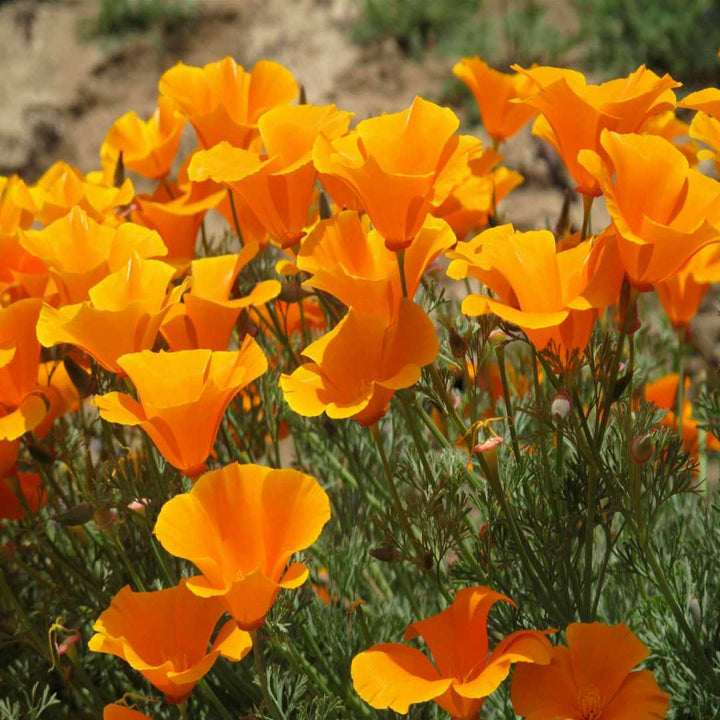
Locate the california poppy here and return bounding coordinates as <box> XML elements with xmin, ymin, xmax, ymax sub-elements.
<box><xmin>252</xmin><ymin>296</ymin><xmax>327</xmax><ymax>344</ymax></box>
<box><xmin>453</xmin><ymin>57</ymin><xmax>538</xmax><ymax>143</ymax></box>
<box><xmin>640</xmin><ymin>111</ymin><xmax>699</xmax><ymax>167</ymax></box>
<box><xmin>313</xmin><ymin>96</ymin><xmax>483</xmax><ymax>250</ymax></box>
<box><xmin>159</xmin><ymin>57</ymin><xmax>298</xmax><ymax>150</ymax></box>
<box><xmin>352</xmin><ymin>586</ymin><xmax>552</xmax><ymax>718</ymax></box>
<box><xmin>513</xmin><ymin>65</ymin><xmax>680</xmax><ymax>195</ymax></box>
<box><xmin>104</xmin><ymin>705</ymin><xmax>153</xmax><ymax>720</ymax></box>
<box><xmin>447</xmin><ymin>224</ymin><xmax>623</xmax><ymax>359</ymax></box>
<box><xmin>89</xmin><ymin>580</ymin><xmax>252</xmax><ymax>704</ymax></box>
<box><xmin>189</xmin><ymin>104</ymin><xmax>353</xmax><ymax>248</ymax></box>
<box><xmin>154</xmin><ymin>462</ymin><xmax>331</xmax><ymax>629</ymax></box>
<box><xmin>511</xmin><ymin>622</ymin><xmax>669</xmax><ymax>719</ymax></box>
<box><xmin>103</xmin><ymin>97</ymin><xmax>186</xmax><ymax>179</ymax></box>
<box><xmin>0</xmin><ymin>472</ymin><xmax>46</xmax><ymax>520</ymax></box>
<box><xmin>37</xmin><ymin>255</ymin><xmax>187</xmax><ymax>373</ymax></box>
<box><xmin>297</xmin><ymin>212</ymin><xmax>454</xmax><ymax>318</ymax></box>
<box><xmin>280</xmin><ymin>299</ymin><xmax>439</xmax><ymax>425</ymax></box>
<box><xmin>0</xmin><ymin>298</ymin><xmax>43</xmax><ymax>408</ymax></box>
<box><xmin>93</xmin><ymin>341</ymin><xmax>267</xmax><ymax>476</ymax></box>
<box><xmin>21</xmin><ymin>207</ymin><xmax>168</xmax><ymax>305</ymax></box>
<box><xmin>579</xmin><ymin>130</ymin><xmax>720</xmax><ymax>287</ymax></box>
<box><xmin>34</xmin><ymin>360</ymin><xmax>81</xmax><ymax>438</ymax></box>
<box><xmin>161</xmin><ymin>244</ymin><xmax>280</xmax><ymax>351</ymax></box>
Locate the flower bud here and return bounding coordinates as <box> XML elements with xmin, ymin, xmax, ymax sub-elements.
<box><xmin>279</xmin><ymin>281</ymin><xmax>308</xmax><ymax>303</ymax></box>
<box><xmin>630</xmin><ymin>433</ymin><xmax>654</xmax><ymax>465</ymax></box>
<box><xmin>689</xmin><ymin>596</ymin><xmax>702</xmax><ymax>627</ymax></box>
<box><xmin>474</xmin><ymin>436</ymin><xmax>504</xmax><ymax>484</ymax></box>
<box><xmin>489</xmin><ymin>329</ymin><xmax>510</xmax><ymax>351</ymax></box>
<box><xmin>52</xmin><ymin>502</ymin><xmax>95</xmax><ymax>526</ymax></box>
<box><xmin>369</xmin><ymin>545</ymin><xmax>399</xmax><ymax>563</ymax></box>
<box><xmin>448</xmin><ymin>328</ymin><xmax>468</xmax><ymax>359</ymax></box>
<box><xmin>94</xmin><ymin>507</ymin><xmax>118</xmax><ymax>530</ymax></box>
<box><xmin>550</xmin><ymin>390</ymin><xmax>572</xmax><ymax>421</ymax></box>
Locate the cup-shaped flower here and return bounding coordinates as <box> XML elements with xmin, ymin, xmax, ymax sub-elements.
<box><xmin>189</xmin><ymin>104</ymin><xmax>353</xmax><ymax>248</ymax></box>
<box><xmin>159</xmin><ymin>57</ymin><xmax>298</xmax><ymax>149</ymax></box>
<box><xmin>680</xmin><ymin>89</ymin><xmax>720</xmax><ymax>176</ymax></box>
<box><xmin>21</xmin><ymin>207</ymin><xmax>167</xmax><ymax>305</ymax></box>
<box><xmin>36</xmin><ymin>255</ymin><xmax>187</xmax><ymax>373</ymax></box>
<box><xmin>161</xmin><ymin>243</ymin><xmax>280</xmax><ymax>350</ymax></box>
<box><xmin>89</xmin><ymin>580</ymin><xmax>252</xmax><ymax>704</ymax></box>
<box><xmin>579</xmin><ymin>130</ymin><xmax>720</xmax><ymax>287</ymax></box>
<box><xmin>0</xmin><ymin>298</ymin><xmax>42</xmax><ymax>408</ymax></box>
<box><xmin>280</xmin><ymin>299</ymin><xmax>439</xmax><ymax>426</ymax></box>
<box><xmin>297</xmin><ymin>212</ymin><xmax>454</xmax><ymax>319</ymax></box>
<box><xmin>453</xmin><ymin>57</ymin><xmax>538</xmax><ymax>142</ymax></box>
<box><xmin>511</xmin><ymin>622</ymin><xmax>669</xmax><ymax>720</ymax></box>
<box><xmin>640</xmin><ymin>111</ymin><xmax>699</xmax><ymax>167</ymax></box>
<box><xmin>154</xmin><ymin>462</ymin><xmax>331</xmax><ymax>629</ymax></box>
<box><xmin>513</xmin><ymin>65</ymin><xmax>680</xmax><ymax>195</ymax></box>
<box><xmin>352</xmin><ymin>586</ymin><xmax>552</xmax><ymax>718</ymax></box>
<box><xmin>104</xmin><ymin>705</ymin><xmax>153</xmax><ymax>720</ymax></box>
<box><xmin>92</xmin><ymin>342</ymin><xmax>267</xmax><ymax>477</ymax></box>
<box><xmin>447</xmin><ymin>224</ymin><xmax>623</xmax><ymax>359</ymax></box>
<box><xmin>313</xmin><ymin>96</ymin><xmax>482</xmax><ymax>250</ymax></box>
<box><xmin>102</xmin><ymin>97</ymin><xmax>186</xmax><ymax>179</ymax></box>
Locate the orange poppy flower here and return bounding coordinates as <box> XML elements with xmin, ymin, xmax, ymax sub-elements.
<box><xmin>154</xmin><ymin>462</ymin><xmax>331</xmax><ymax>629</ymax></box>
<box><xmin>92</xmin><ymin>341</ymin><xmax>267</xmax><ymax>477</ymax></box>
<box><xmin>313</xmin><ymin>96</ymin><xmax>483</xmax><ymax>251</ymax></box>
<box><xmin>11</xmin><ymin>161</ymin><xmax>134</xmax><ymax>226</ymax></box>
<box><xmin>280</xmin><ymin>299</ymin><xmax>439</xmax><ymax>426</ymax></box>
<box><xmin>0</xmin><ymin>439</ymin><xmax>19</xmax><ymax>477</ymax></box>
<box><xmin>579</xmin><ymin>130</ymin><xmax>720</xmax><ymax>287</ymax></box>
<box><xmin>640</xmin><ymin>111</ymin><xmax>699</xmax><ymax>167</ymax></box>
<box><xmin>104</xmin><ymin>705</ymin><xmax>153</xmax><ymax>720</ymax></box>
<box><xmin>513</xmin><ymin>65</ymin><xmax>680</xmax><ymax>195</ymax></box>
<box><xmin>34</xmin><ymin>360</ymin><xmax>81</xmax><ymax>438</ymax></box>
<box><xmin>447</xmin><ymin>225</ymin><xmax>623</xmax><ymax>358</ymax></box>
<box><xmin>453</xmin><ymin>57</ymin><xmax>538</xmax><ymax>143</ymax></box>
<box><xmin>645</xmin><ymin>373</ymin><xmax>720</xmax><ymax>459</ymax></box>
<box><xmin>102</xmin><ymin>97</ymin><xmax>186</xmax><ymax>180</ymax></box>
<box><xmin>0</xmin><ymin>472</ymin><xmax>46</xmax><ymax>520</ymax></box>
<box><xmin>161</xmin><ymin>244</ymin><xmax>280</xmax><ymax>351</ymax></box>
<box><xmin>0</xmin><ymin>298</ymin><xmax>42</xmax><ymax>408</ymax></box>
<box><xmin>89</xmin><ymin>580</ymin><xmax>252</xmax><ymax>704</ymax></box>
<box><xmin>189</xmin><ymin>104</ymin><xmax>353</xmax><ymax>248</ymax></box>
<box><xmin>297</xmin><ymin>212</ymin><xmax>455</xmax><ymax>319</ymax></box>
<box><xmin>656</xmin><ymin>244</ymin><xmax>720</xmax><ymax>328</ymax></box>
<box><xmin>680</xmin><ymin>87</ymin><xmax>720</xmax><ymax>176</ymax></box>
<box><xmin>352</xmin><ymin>586</ymin><xmax>552</xmax><ymax>718</ymax></box>
<box><xmin>21</xmin><ymin>207</ymin><xmax>168</xmax><ymax>305</ymax></box>
<box><xmin>37</xmin><ymin>255</ymin><xmax>187</xmax><ymax>373</ymax></box>
<box><xmin>511</xmin><ymin>622</ymin><xmax>669</xmax><ymax>720</ymax></box>
<box><xmin>159</xmin><ymin>57</ymin><xmax>298</xmax><ymax>150</ymax></box>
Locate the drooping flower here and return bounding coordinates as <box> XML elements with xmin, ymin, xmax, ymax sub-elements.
<box><xmin>513</xmin><ymin>65</ymin><xmax>680</xmax><ymax>195</ymax></box>
<box><xmin>352</xmin><ymin>586</ymin><xmax>552</xmax><ymax>718</ymax></box>
<box><xmin>280</xmin><ymin>299</ymin><xmax>439</xmax><ymax>426</ymax></box>
<box><xmin>93</xmin><ymin>342</ymin><xmax>267</xmax><ymax>476</ymax></box>
<box><xmin>89</xmin><ymin>581</ymin><xmax>252</xmax><ymax>704</ymax></box>
<box><xmin>154</xmin><ymin>462</ymin><xmax>331</xmax><ymax>629</ymax></box>
<box><xmin>102</xmin><ymin>97</ymin><xmax>186</xmax><ymax>180</ymax></box>
<box><xmin>21</xmin><ymin>207</ymin><xmax>168</xmax><ymax>305</ymax></box>
<box><xmin>313</xmin><ymin>96</ymin><xmax>483</xmax><ymax>250</ymax></box>
<box><xmin>579</xmin><ymin>130</ymin><xmax>720</xmax><ymax>287</ymax></box>
<box><xmin>189</xmin><ymin>104</ymin><xmax>353</xmax><ymax>248</ymax></box>
<box><xmin>297</xmin><ymin>212</ymin><xmax>455</xmax><ymax>318</ymax></box>
<box><xmin>37</xmin><ymin>255</ymin><xmax>188</xmax><ymax>373</ymax></box>
<box><xmin>447</xmin><ymin>225</ymin><xmax>623</xmax><ymax>359</ymax></box>
<box><xmin>161</xmin><ymin>244</ymin><xmax>280</xmax><ymax>351</ymax></box>
<box><xmin>511</xmin><ymin>622</ymin><xmax>669</xmax><ymax>720</ymax></box>
<box><xmin>159</xmin><ymin>57</ymin><xmax>298</xmax><ymax>149</ymax></box>
<box><xmin>453</xmin><ymin>57</ymin><xmax>538</xmax><ymax>143</ymax></box>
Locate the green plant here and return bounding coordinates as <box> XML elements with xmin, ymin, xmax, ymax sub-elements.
<box><xmin>94</xmin><ymin>0</ymin><xmax>198</xmax><ymax>38</ymax></box>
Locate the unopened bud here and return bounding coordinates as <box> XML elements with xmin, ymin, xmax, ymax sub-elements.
<box><xmin>630</xmin><ymin>433</ymin><xmax>654</xmax><ymax>465</ymax></box>
<box><xmin>550</xmin><ymin>390</ymin><xmax>572</xmax><ymax>421</ymax></box>
<box><xmin>57</xmin><ymin>633</ymin><xmax>81</xmax><ymax>661</ymax></box>
<box><xmin>63</xmin><ymin>356</ymin><xmax>93</xmax><ymax>397</ymax></box>
<box><xmin>52</xmin><ymin>502</ymin><xmax>95</xmax><ymax>526</ymax></box>
<box><xmin>489</xmin><ymin>329</ymin><xmax>510</xmax><ymax>350</ymax></box>
<box><xmin>689</xmin><ymin>597</ymin><xmax>702</xmax><ymax>626</ymax></box>
<box><xmin>474</xmin><ymin>436</ymin><xmax>505</xmax><ymax>454</ymax></box>
<box><xmin>93</xmin><ymin>508</ymin><xmax>118</xmax><ymax>530</ymax></box>
<box><xmin>318</xmin><ymin>191</ymin><xmax>332</xmax><ymax>220</ymax></box>
<box><xmin>369</xmin><ymin>546</ymin><xmax>399</xmax><ymax>563</ymax></box>
<box><xmin>278</xmin><ymin>282</ymin><xmax>308</xmax><ymax>303</ymax></box>
<box><xmin>127</xmin><ymin>498</ymin><xmax>149</xmax><ymax>514</ymax></box>
<box><xmin>448</xmin><ymin>328</ymin><xmax>468</xmax><ymax>359</ymax></box>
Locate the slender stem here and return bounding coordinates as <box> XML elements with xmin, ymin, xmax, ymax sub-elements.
<box><xmin>581</xmin><ymin>464</ymin><xmax>598</xmax><ymax>621</ymax></box>
<box><xmin>250</xmin><ymin>629</ymin><xmax>283</xmax><ymax>720</ymax></box>
<box><xmin>199</xmin><ymin>680</ymin><xmax>233</xmax><ymax>720</ymax></box>
<box><xmin>396</xmin><ymin>249</ymin><xmax>409</xmax><ymax>298</ymax></box>
<box><xmin>580</xmin><ymin>194</ymin><xmax>594</xmax><ymax>242</ymax></box>
<box><xmin>677</xmin><ymin>325</ymin><xmax>686</xmax><ymax>437</ymax></box>
<box><xmin>497</xmin><ymin>346</ymin><xmax>521</xmax><ymax>462</ymax></box>
<box><xmin>227</xmin><ymin>189</ymin><xmax>245</xmax><ymax>247</ymax></box>
<box><xmin>178</xmin><ymin>701</ymin><xmax>188</xmax><ymax>720</ymax></box>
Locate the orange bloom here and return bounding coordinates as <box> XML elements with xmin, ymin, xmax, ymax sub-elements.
<box><xmin>37</xmin><ymin>255</ymin><xmax>187</xmax><ymax>373</ymax></box>
<box><xmin>252</xmin><ymin>296</ymin><xmax>327</xmax><ymax>343</ymax></box>
<box><xmin>161</xmin><ymin>244</ymin><xmax>280</xmax><ymax>351</ymax></box>
<box><xmin>93</xmin><ymin>342</ymin><xmax>267</xmax><ymax>477</ymax></box>
<box><xmin>656</xmin><ymin>245</ymin><xmax>720</xmax><ymax>328</ymax></box>
<box><xmin>453</xmin><ymin>57</ymin><xmax>538</xmax><ymax>142</ymax></box>
<box><xmin>579</xmin><ymin>130</ymin><xmax>720</xmax><ymax>287</ymax></box>
<box><xmin>513</xmin><ymin>65</ymin><xmax>680</xmax><ymax>195</ymax></box>
<box><xmin>447</xmin><ymin>225</ymin><xmax>623</xmax><ymax>358</ymax></box>
<box><xmin>102</xmin><ymin>97</ymin><xmax>186</xmax><ymax>179</ymax></box>
<box><xmin>21</xmin><ymin>207</ymin><xmax>168</xmax><ymax>305</ymax></box>
<box><xmin>511</xmin><ymin>622</ymin><xmax>669</xmax><ymax>720</ymax></box>
<box><xmin>313</xmin><ymin>96</ymin><xmax>483</xmax><ymax>250</ymax></box>
<box><xmin>352</xmin><ymin>586</ymin><xmax>552</xmax><ymax>718</ymax></box>
<box><xmin>680</xmin><ymin>89</ymin><xmax>720</xmax><ymax>176</ymax></box>
<box><xmin>34</xmin><ymin>360</ymin><xmax>81</xmax><ymax>438</ymax></box>
<box><xmin>89</xmin><ymin>581</ymin><xmax>252</xmax><ymax>704</ymax></box>
<box><xmin>154</xmin><ymin>462</ymin><xmax>331</xmax><ymax>629</ymax></box>
<box><xmin>280</xmin><ymin>299</ymin><xmax>439</xmax><ymax>426</ymax></box>
<box><xmin>0</xmin><ymin>472</ymin><xmax>46</xmax><ymax>520</ymax></box>
<box><xmin>297</xmin><ymin>212</ymin><xmax>455</xmax><ymax>319</ymax></box>
<box><xmin>104</xmin><ymin>705</ymin><xmax>153</xmax><ymax>720</ymax></box>
<box><xmin>640</xmin><ymin>111</ymin><xmax>699</xmax><ymax>167</ymax></box>
<box><xmin>159</xmin><ymin>57</ymin><xmax>298</xmax><ymax>149</ymax></box>
<box><xmin>189</xmin><ymin>104</ymin><xmax>353</xmax><ymax>248</ymax></box>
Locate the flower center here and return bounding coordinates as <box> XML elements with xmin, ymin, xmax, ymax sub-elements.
<box><xmin>577</xmin><ymin>685</ymin><xmax>603</xmax><ymax>720</ymax></box>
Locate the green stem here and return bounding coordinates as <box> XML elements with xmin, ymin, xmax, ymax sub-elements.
<box><xmin>227</xmin><ymin>189</ymin><xmax>245</xmax><ymax>247</ymax></box>
<box><xmin>677</xmin><ymin>325</ymin><xmax>686</xmax><ymax>437</ymax></box>
<box><xmin>199</xmin><ymin>680</ymin><xmax>233</xmax><ymax>720</ymax></box>
<box><xmin>250</xmin><ymin>629</ymin><xmax>283</xmax><ymax>720</ymax></box>
<box><xmin>396</xmin><ymin>249</ymin><xmax>409</xmax><ymax>298</ymax></box>
<box><xmin>580</xmin><ymin>194</ymin><xmax>594</xmax><ymax>242</ymax></box>
<box><xmin>497</xmin><ymin>346</ymin><xmax>521</xmax><ymax>463</ymax></box>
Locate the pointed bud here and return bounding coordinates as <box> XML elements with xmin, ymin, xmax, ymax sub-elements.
<box><xmin>489</xmin><ymin>328</ymin><xmax>510</xmax><ymax>351</ymax></box>
<box><xmin>448</xmin><ymin>328</ymin><xmax>467</xmax><ymax>359</ymax></box>
<box><xmin>278</xmin><ymin>282</ymin><xmax>309</xmax><ymax>303</ymax></box>
<box><xmin>550</xmin><ymin>390</ymin><xmax>572</xmax><ymax>421</ymax></box>
<box><xmin>63</xmin><ymin>356</ymin><xmax>93</xmax><ymax>398</ymax></box>
<box><xmin>318</xmin><ymin>191</ymin><xmax>332</xmax><ymax>220</ymax></box>
<box><xmin>113</xmin><ymin>150</ymin><xmax>124</xmax><ymax>188</ymax></box>
<box><xmin>52</xmin><ymin>502</ymin><xmax>95</xmax><ymax>526</ymax></box>
<box><xmin>630</xmin><ymin>433</ymin><xmax>654</xmax><ymax>465</ymax></box>
<box><xmin>369</xmin><ymin>546</ymin><xmax>399</xmax><ymax>563</ymax></box>
<box><xmin>690</xmin><ymin>596</ymin><xmax>702</xmax><ymax>626</ymax></box>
